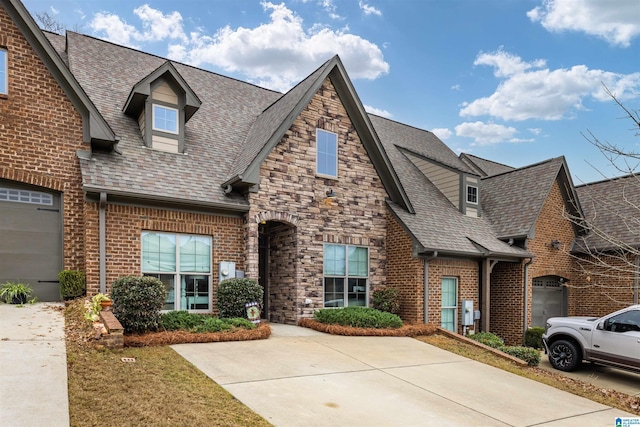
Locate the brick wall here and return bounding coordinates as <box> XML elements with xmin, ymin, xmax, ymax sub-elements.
<box><xmin>246</xmin><ymin>77</ymin><xmax>388</xmax><ymax>323</ymax></box>
<box><xmin>428</xmin><ymin>258</ymin><xmax>479</xmax><ymax>334</ymax></box>
<box><xmin>386</xmin><ymin>213</ymin><xmax>424</xmax><ymax>323</ymax></box>
<box><xmin>0</xmin><ymin>9</ymin><xmax>86</xmax><ymax>271</ymax></box>
<box><xmin>570</xmin><ymin>253</ymin><xmax>637</xmax><ymax>316</ymax></box>
<box><xmin>84</xmin><ymin>202</ymin><xmax>245</xmax><ymax>314</ymax></box>
<box><xmin>490</xmin><ymin>261</ymin><xmax>525</xmax><ymax>345</ymax></box>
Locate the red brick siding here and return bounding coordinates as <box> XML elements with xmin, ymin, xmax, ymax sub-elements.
<box><xmin>490</xmin><ymin>261</ymin><xmax>525</xmax><ymax>345</ymax></box>
<box><xmin>246</xmin><ymin>78</ymin><xmax>388</xmax><ymax>323</ymax></box>
<box><xmin>428</xmin><ymin>258</ymin><xmax>479</xmax><ymax>334</ymax></box>
<box><xmin>386</xmin><ymin>213</ymin><xmax>424</xmax><ymax>323</ymax></box>
<box><xmin>0</xmin><ymin>9</ymin><xmax>86</xmax><ymax>271</ymax></box>
<box><xmin>84</xmin><ymin>202</ymin><xmax>245</xmax><ymax>313</ymax></box>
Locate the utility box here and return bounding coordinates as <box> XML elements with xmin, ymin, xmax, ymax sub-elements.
<box><xmin>219</xmin><ymin>261</ymin><xmax>236</xmax><ymax>284</ymax></box>
<box><xmin>462</xmin><ymin>300</ymin><xmax>474</xmax><ymax>326</ymax></box>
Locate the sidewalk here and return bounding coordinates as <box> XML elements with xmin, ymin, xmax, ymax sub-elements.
<box><xmin>0</xmin><ymin>303</ymin><xmax>69</xmax><ymax>427</ymax></box>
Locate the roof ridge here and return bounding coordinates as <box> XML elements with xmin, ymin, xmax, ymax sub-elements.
<box><xmin>575</xmin><ymin>172</ymin><xmax>639</xmax><ymax>188</ymax></box>
<box><xmin>461</xmin><ymin>153</ymin><xmax>515</xmax><ymax>170</ymax></box>
<box><xmin>482</xmin><ymin>156</ymin><xmax>563</xmax><ymax>179</ymax></box>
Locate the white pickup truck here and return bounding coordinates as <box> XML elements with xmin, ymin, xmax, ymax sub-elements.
<box><xmin>542</xmin><ymin>305</ymin><xmax>640</xmax><ymax>373</ymax></box>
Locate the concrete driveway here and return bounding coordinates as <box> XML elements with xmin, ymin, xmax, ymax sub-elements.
<box><xmin>173</xmin><ymin>324</ymin><xmax>637</xmax><ymax>426</ymax></box>
<box><xmin>538</xmin><ymin>353</ymin><xmax>640</xmax><ymax>397</ymax></box>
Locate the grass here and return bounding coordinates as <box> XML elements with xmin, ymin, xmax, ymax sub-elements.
<box><xmin>418</xmin><ymin>333</ymin><xmax>640</xmax><ymax>416</ymax></box>
<box><xmin>64</xmin><ymin>300</ymin><xmax>271</xmax><ymax>427</ymax></box>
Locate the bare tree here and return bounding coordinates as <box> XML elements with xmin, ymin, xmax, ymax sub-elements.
<box><xmin>564</xmin><ymin>85</ymin><xmax>640</xmax><ymax>305</ymax></box>
<box><xmin>34</xmin><ymin>11</ymin><xmax>65</xmax><ymax>35</ymax></box>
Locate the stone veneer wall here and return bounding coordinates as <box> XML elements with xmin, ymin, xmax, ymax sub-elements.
<box><xmin>0</xmin><ymin>9</ymin><xmax>86</xmax><ymax>271</ymax></box>
<box><xmin>246</xmin><ymin>77</ymin><xmax>388</xmax><ymax>324</ymax></box>
<box><xmin>84</xmin><ymin>202</ymin><xmax>245</xmax><ymax>307</ymax></box>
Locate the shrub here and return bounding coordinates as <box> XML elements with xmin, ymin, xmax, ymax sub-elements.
<box><xmin>501</xmin><ymin>346</ymin><xmax>541</xmax><ymax>366</ymax></box>
<box><xmin>0</xmin><ymin>282</ymin><xmax>35</xmax><ymax>304</ymax></box>
<box><xmin>58</xmin><ymin>270</ymin><xmax>85</xmax><ymax>300</ymax></box>
<box><xmin>371</xmin><ymin>287</ymin><xmax>401</xmax><ymax>315</ymax></box>
<box><xmin>524</xmin><ymin>327</ymin><xmax>545</xmax><ymax>349</ymax></box>
<box><xmin>217</xmin><ymin>278</ymin><xmax>263</xmax><ymax>319</ymax></box>
<box><xmin>314</xmin><ymin>306</ymin><xmax>403</xmax><ymax>329</ymax></box>
<box><xmin>159</xmin><ymin>311</ymin><xmax>256</xmax><ymax>333</ymax></box>
<box><xmin>111</xmin><ymin>276</ymin><xmax>167</xmax><ymax>333</ymax></box>
<box><xmin>468</xmin><ymin>331</ymin><xmax>504</xmax><ymax>349</ymax></box>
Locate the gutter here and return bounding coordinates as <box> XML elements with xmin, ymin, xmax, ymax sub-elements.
<box><xmin>522</xmin><ymin>257</ymin><xmax>534</xmax><ymax>342</ymax></box>
<box><xmin>99</xmin><ymin>192</ymin><xmax>107</xmax><ymax>294</ymax></box>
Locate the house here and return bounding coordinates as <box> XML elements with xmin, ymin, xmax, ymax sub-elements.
<box><xmin>2</xmin><ymin>0</ymin><xmax>634</xmax><ymax>345</ymax></box>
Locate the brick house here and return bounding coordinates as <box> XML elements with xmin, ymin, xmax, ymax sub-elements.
<box><xmin>3</xmin><ymin>0</ymin><xmax>636</xmax><ymax>345</ymax></box>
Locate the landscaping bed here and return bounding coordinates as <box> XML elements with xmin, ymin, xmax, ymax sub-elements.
<box><xmin>124</xmin><ymin>322</ymin><xmax>271</xmax><ymax>347</ymax></box>
<box><xmin>299</xmin><ymin>318</ymin><xmax>436</xmax><ymax>336</ymax></box>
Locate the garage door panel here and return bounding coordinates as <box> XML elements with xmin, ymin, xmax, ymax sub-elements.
<box><xmin>0</xmin><ymin>183</ymin><xmax>62</xmax><ymax>302</ymax></box>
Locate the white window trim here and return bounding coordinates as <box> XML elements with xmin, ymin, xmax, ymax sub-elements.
<box><xmin>441</xmin><ymin>277</ymin><xmax>458</xmax><ymax>332</ymax></box>
<box><xmin>0</xmin><ymin>48</ymin><xmax>7</xmax><ymax>95</ymax></box>
<box><xmin>466</xmin><ymin>185</ymin><xmax>478</xmax><ymax>205</ymax></box>
<box><xmin>152</xmin><ymin>104</ymin><xmax>179</xmax><ymax>135</ymax></box>
<box><xmin>323</xmin><ymin>244</ymin><xmax>369</xmax><ymax>308</ymax></box>
<box><xmin>316</xmin><ymin>129</ymin><xmax>338</xmax><ymax>178</ymax></box>
<box><xmin>141</xmin><ymin>232</ymin><xmax>212</xmax><ymax>313</ymax></box>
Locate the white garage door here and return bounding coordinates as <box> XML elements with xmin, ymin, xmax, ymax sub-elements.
<box><xmin>0</xmin><ymin>181</ymin><xmax>63</xmax><ymax>301</ymax></box>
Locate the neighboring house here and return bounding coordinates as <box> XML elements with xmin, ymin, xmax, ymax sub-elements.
<box><xmin>3</xmin><ymin>0</ymin><xmax>633</xmax><ymax>345</ymax></box>
<box><xmin>572</xmin><ymin>174</ymin><xmax>640</xmax><ymax>315</ymax></box>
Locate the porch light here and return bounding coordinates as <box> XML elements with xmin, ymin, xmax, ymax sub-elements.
<box><xmin>325</xmin><ymin>188</ymin><xmax>337</xmax><ymax>199</ymax></box>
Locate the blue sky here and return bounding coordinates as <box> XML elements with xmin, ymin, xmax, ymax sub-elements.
<box><xmin>22</xmin><ymin>0</ymin><xmax>640</xmax><ymax>184</ymax></box>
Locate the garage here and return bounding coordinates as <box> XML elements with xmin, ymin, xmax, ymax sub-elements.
<box><xmin>532</xmin><ymin>275</ymin><xmax>567</xmax><ymax>327</ymax></box>
<box><xmin>0</xmin><ymin>181</ymin><xmax>63</xmax><ymax>301</ymax></box>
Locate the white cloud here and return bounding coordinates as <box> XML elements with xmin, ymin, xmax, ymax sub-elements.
<box><xmin>364</xmin><ymin>105</ymin><xmax>392</xmax><ymax>118</ymax></box>
<box><xmin>451</xmin><ymin>84</ymin><xmax>461</xmax><ymax>91</ymax></box>
<box><xmin>431</xmin><ymin>128</ymin><xmax>452</xmax><ymax>140</ymax></box>
<box><xmin>460</xmin><ymin>49</ymin><xmax>640</xmax><ymax>121</ymax></box>
<box><xmin>90</xmin><ymin>5</ymin><xmax>187</xmax><ymax>48</ymax></box>
<box><xmin>320</xmin><ymin>0</ymin><xmax>344</xmax><ymax>20</ymax></box>
<box><xmin>359</xmin><ymin>1</ymin><xmax>382</xmax><ymax>16</ymax></box>
<box><xmin>528</xmin><ymin>128</ymin><xmax>542</xmax><ymax>135</ymax></box>
<box><xmin>528</xmin><ymin>0</ymin><xmax>640</xmax><ymax>47</ymax></box>
<box><xmin>455</xmin><ymin>122</ymin><xmax>519</xmax><ymax>146</ymax></box>
<box><xmin>50</xmin><ymin>6</ymin><xmax>59</xmax><ymax>15</ymax></box>
<box><xmin>172</xmin><ymin>1</ymin><xmax>389</xmax><ymax>92</ymax></box>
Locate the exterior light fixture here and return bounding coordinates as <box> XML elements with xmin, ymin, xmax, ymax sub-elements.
<box><xmin>550</xmin><ymin>240</ymin><xmax>562</xmax><ymax>250</ymax></box>
<box><xmin>325</xmin><ymin>188</ymin><xmax>337</xmax><ymax>199</ymax></box>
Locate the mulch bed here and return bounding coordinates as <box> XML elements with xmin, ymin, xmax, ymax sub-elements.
<box><xmin>298</xmin><ymin>318</ymin><xmax>437</xmax><ymax>336</ymax></box>
<box><xmin>124</xmin><ymin>322</ymin><xmax>271</xmax><ymax>347</ymax></box>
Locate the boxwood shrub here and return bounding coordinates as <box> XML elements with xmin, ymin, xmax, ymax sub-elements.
<box><xmin>111</xmin><ymin>275</ymin><xmax>167</xmax><ymax>333</ymax></box>
<box><xmin>159</xmin><ymin>311</ymin><xmax>256</xmax><ymax>333</ymax></box>
<box><xmin>314</xmin><ymin>306</ymin><xmax>403</xmax><ymax>329</ymax></box>
<box><xmin>501</xmin><ymin>346</ymin><xmax>541</xmax><ymax>366</ymax></box>
<box><xmin>468</xmin><ymin>331</ymin><xmax>504</xmax><ymax>349</ymax></box>
<box><xmin>58</xmin><ymin>269</ymin><xmax>86</xmax><ymax>300</ymax></box>
<box><xmin>371</xmin><ymin>287</ymin><xmax>401</xmax><ymax>315</ymax></box>
<box><xmin>217</xmin><ymin>278</ymin><xmax>263</xmax><ymax>319</ymax></box>
<box><xmin>524</xmin><ymin>326</ymin><xmax>545</xmax><ymax>349</ymax></box>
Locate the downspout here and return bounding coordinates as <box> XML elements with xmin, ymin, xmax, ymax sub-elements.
<box><xmin>522</xmin><ymin>257</ymin><xmax>534</xmax><ymax>342</ymax></box>
<box><xmin>99</xmin><ymin>192</ymin><xmax>107</xmax><ymax>294</ymax></box>
<box><xmin>423</xmin><ymin>252</ymin><xmax>438</xmax><ymax>324</ymax></box>
<box><xmin>634</xmin><ymin>254</ymin><xmax>639</xmax><ymax>305</ymax></box>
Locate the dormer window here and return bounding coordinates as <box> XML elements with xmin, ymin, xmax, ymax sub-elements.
<box><xmin>467</xmin><ymin>185</ymin><xmax>478</xmax><ymax>204</ymax></box>
<box><xmin>123</xmin><ymin>61</ymin><xmax>201</xmax><ymax>154</ymax></box>
<box><xmin>153</xmin><ymin>105</ymin><xmax>178</xmax><ymax>134</ymax></box>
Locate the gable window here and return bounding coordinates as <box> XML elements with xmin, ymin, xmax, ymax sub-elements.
<box><xmin>141</xmin><ymin>231</ymin><xmax>212</xmax><ymax>312</ymax></box>
<box><xmin>323</xmin><ymin>244</ymin><xmax>368</xmax><ymax>307</ymax></box>
<box><xmin>152</xmin><ymin>104</ymin><xmax>178</xmax><ymax>134</ymax></box>
<box><xmin>466</xmin><ymin>185</ymin><xmax>478</xmax><ymax>204</ymax></box>
<box><xmin>441</xmin><ymin>277</ymin><xmax>458</xmax><ymax>332</ymax></box>
<box><xmin>0</xmin><ymin>48</ymin><xmax>7</xmax><ymax>95</ymax></box>
<box><xmin>316</xmin><ymin>129</ymin><xmax>338</xmax><ymax>177</ymax></box>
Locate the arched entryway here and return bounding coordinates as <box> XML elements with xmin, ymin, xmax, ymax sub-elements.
<box><xmin>258</xmin><ymin>220</ymin><xmax>298</xmax><ymax>323</ymax></box>
<box><xmin>532</xmin><ymin>275</ymin><xmax>568</xmax><ymax>327</ymax></box>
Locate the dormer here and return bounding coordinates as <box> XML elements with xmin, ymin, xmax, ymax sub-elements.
<box><xmin>404</xmin><ymin>150</ymin><xmax>481</xmax><ymax>217</ymax></box>
<box><xmin>123</xmin><ymin>61</ymin><xmax>201</xmax><ymax>153</ymax></box>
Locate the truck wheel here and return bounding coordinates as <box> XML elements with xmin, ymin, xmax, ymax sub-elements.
<box><xmin>548</xmin><ymin>339</ymin><xmax>581</xmax><ymax>371</ymax></box>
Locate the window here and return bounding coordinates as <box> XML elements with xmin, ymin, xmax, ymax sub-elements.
<box><xmin>0</xmin><ymin>187</ymin><xmax>52</xmax><ymax>205</ymax></box>
<box><xmin>441</xmin><ymin>277</ymin><xmax>458</xmax><ymax>332</ymax></box>
<box><xmin>316</xmin><ymin>129</ymin><xmax>338</xmax><ymax>177</ymax></box>
<box><xmin>323</xmin><ymin>244</ymin><xmax>368</xmax><ymax>307</ymax></box>
<box><xmin>141</xmin><ymin>232</ymin><xmax>211</xmax><ymax>311</ymax></box>
<box><xmin>466</xmin><ymin>185</ymin><xmax>478</xmax><ymax>204</ymax></box>
<box><xmin>0</xmin><ymin>48</ymin><xmax>7</xmax><ymax>95</ymax></box>
<box><xmin>152</xmin><ymin>104</ymin><xmax>178</xmax><ymax>134</ymax></box>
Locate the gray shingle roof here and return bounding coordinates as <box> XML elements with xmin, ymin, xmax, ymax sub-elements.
<box><xmin>575</xmin><ymin>174</ymin><xmax>640</xmax><ymax>251</ymax></box>
<box><xmin>481</xmin><ymin>157</ymin><xmax>567</xmax><ymax>239</ymax></box>
<box><xmin>460</xmin><ymin>153</ymin><xmax>515</xmax><ymax>177</ymax></box>
<box><xmin>372</xmin><ymin>116</ymin><xmax>529</xmax><ymax>258</ymax></box>
<box><xmin>62</xmin><ymin>32</ymin><xmax>281</xmax><ymax>209</ymax></box>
